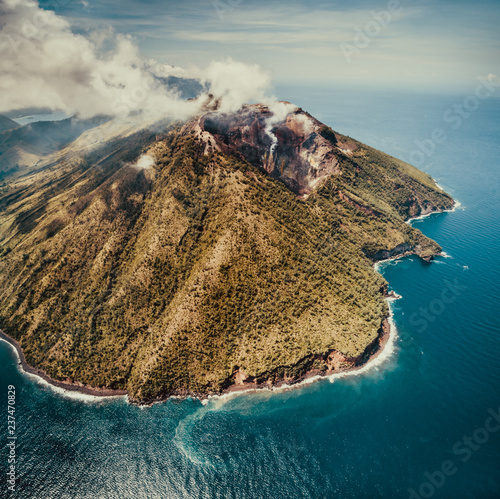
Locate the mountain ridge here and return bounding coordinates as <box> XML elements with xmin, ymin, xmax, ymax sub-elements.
<box><xmin>0</xmin><ymin>103</ymin><xmax>453</xmax><ymax>402</ymax></box>
<box><xmin>0</xmin><ymin>115</ymin><xmax>19</xmax><ymax>133</ymax></box>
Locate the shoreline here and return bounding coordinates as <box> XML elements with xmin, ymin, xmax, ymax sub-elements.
<box><xmin>198</xmin><ymin>297</ymin><xmax>398</xmax><ymax>405</ymax></box>
<box><xmin>0</xmin><ymin>306</ymin><xmax>397</xmax><ymax>406</ymax></box>
<box><xmin>0</xmin><ymin>201</ymin><xmax>455</xmax><ymax>405</ymax></box>
<box><xmin>0</xmin><ymin>330</ymin><xmax>127</xmax><ymax>401</ymax></box>
<box><xmin>406</xmin><ymin>198</ymin><xmax>461</xmax><ymax>224</ymax></box>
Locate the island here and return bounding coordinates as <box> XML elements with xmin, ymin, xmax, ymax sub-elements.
<box><xmin>0</xmin><ymin>102</ymin><xmax>453</xmax><ymax>403</ymax></box>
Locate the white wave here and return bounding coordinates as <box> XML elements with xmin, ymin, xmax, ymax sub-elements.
<box><xmin>373</xmin><ymin>256</ymin><xmax>407</xmax><ymax>273</ymax></box>
<box><xmin>25</xmin><ymin>373</ymin><xmax>127</xmax><ymax>404</ymax></box>
<box><xmin>173</xmin><ymin>405</ymin><xmax>217</xmax><ymax>467</ymax></box>
<box><xmin>406</xmin><ymin>210</ymin><xmax>438</xmax><ymax>223</ymax></box>
<box><xmin>0</xmin><ymin>337</ymin><xmax>127</xmax><ymax>404</ymax></box>
<box><xmin>201</xmin><ymin>297</ymin><xmax>399</xmax><ymax>406</ymax></box>
<box><xmin>434</xmin><ymin>183</ymin><xmax>463</xmax><ymax>213</ymax></box>
<box><xmin>406</xmin><ymin>196</ymin><xmax>462</xmax><ymax>225</ymax></box>
<box><xmin>446</xmin><ymin>199</ymin><xmax>462</xmax><ymax>213</ymax></box>
<box><xmin>406</xmin><ymin>213</ymin><xmax>430</xmax><ymax>223</ymax></box>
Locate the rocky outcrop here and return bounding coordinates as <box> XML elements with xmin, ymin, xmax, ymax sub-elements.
<box><xmin>372</xmin><ymin>243</ymin><xmax>414</xmax><ymax>262</ymax></box>
<box><xmin>223</xmin><ymin>318</ymin><xmax>391</xmax><ymax>395</ymax></box>
<box><xmin>186</xmin><ymin>102</ymin><xmax>345</xmax><ymax>196</ymax></box>
<box><xmin>372</xmin><ymin>241</ymin><xmax>442</xmax><ymax>263</ymax></box>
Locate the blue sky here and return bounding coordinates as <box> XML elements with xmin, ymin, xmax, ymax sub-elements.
<box><xmin>41</xmin><ymin>0</ymin><xmax>500</xmax><ymax>92</ymax></box>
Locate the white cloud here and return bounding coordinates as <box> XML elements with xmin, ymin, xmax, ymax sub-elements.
<box><xmin>133</xmin><ymin>154</ymin><xmax>155</xmax><ymax>169</ymax></box>
<box><xmin>200</xmin><ymin>59</ymin><xmax>271</xmax><ymax>113</ymax></box>
<box><xmin>265</xmin><ymin>101</ymin><xmax>297</xmax><ymax>124</ymax></box>
<box><xmin>0</xmin><ymin>0</ymin><xmax>273</xmax><ymax>121</ymax></box>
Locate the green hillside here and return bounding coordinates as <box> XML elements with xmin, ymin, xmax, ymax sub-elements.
<box><xmin>0</xmin><ymin>119</ymin><xmax>453</xmax><ymax>401</ymax></box>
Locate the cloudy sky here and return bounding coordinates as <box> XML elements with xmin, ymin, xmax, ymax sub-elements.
<box><xmin>43</xmin><ymin>0</ymin><xmax>499</xmax><ymax>93</ymax></box>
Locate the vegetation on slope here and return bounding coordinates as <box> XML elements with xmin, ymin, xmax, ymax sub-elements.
<box><xmin>0</xmin><ymin>122</ymin><xmax>453</xmax><ymax>400</ymax></box>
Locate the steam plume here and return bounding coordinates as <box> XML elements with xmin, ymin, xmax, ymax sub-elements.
<box><xmin>0</xmin><ymin>0</ymin><xmax>272</xmax><ymax>122</ymax></box>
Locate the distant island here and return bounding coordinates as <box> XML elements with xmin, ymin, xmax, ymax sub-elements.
<box><xmin>0</xmin><ymin>103</ymin><xmax>453</xmax><ymax>403</ymax></box>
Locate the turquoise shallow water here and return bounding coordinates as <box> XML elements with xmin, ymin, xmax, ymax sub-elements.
<box><xmin>1</xmin><ymin>88</ymin><xmax>499</xmax><ymax>498</ymax></box>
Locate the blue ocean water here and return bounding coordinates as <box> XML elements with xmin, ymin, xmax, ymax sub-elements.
<box><xmin>1</xmin><ymin>87</ymin><xmax>500</xmax><ymax>499</ymax></box>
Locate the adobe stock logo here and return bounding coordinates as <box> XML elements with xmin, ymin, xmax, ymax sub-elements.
<box><xmin>408</xmin><ymin>76</ymin><xmax>499</xmax><ymax>168</ymax></box>
<box><xmin>340</xmin><ymin>0</ymin><xmax>404</xmax><ymax>64</ymax></box>
<box><xmin>408</xmin><ymin>278</ymin><xmax>467</xmax><ymax>337</ymax></box>
<box><xmin>408</xmin><ymin>406</ymin><xmax>500</xmax><ymax>499</ymax></box>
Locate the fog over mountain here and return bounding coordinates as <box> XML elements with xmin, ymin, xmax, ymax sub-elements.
<box><xmin>0</xmin><ymin>0</ymin><xmax>273</xmax><ymax>121</ymax></box>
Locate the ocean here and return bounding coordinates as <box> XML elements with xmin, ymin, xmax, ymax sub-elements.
<box><xmin>1</xmin><ymin>86</ymin><xmax>499</xmax><ymax>498</ymax></box>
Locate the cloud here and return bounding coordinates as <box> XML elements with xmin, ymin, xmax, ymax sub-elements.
<box><xmin>133</xmin><ymin>154</ymin><xmax>155</xmax><ymax>169</ymax></box>
<box><xmin>0</xmin><ymin>0</ymin><xmax>273</xmax><ymax>121</ymax></box>
<box><xmin>266</xmin><ymin>101</ymin><xmax>297</xmax><ymax>123</ymax></box>
<box><xmin>200</xmin><ymin>60</ymin><xmax>272</xmax><ymax>113</ymax></box>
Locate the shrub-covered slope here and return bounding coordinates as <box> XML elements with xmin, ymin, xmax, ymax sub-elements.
<box><xmin>0</xmin><ymin>107</ymin><xmax>453</xmax><ymax>401</ymax></box>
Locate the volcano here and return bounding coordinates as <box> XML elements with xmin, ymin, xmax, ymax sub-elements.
<box><xmin>0</xmin><ymin>102</ymin><xmax>453</xmax><ymax>402</ymax></box>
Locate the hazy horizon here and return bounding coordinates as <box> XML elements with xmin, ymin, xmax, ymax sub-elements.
<box><xmin>38</xmin><ymin>0</ymin><xmax>499</xmax><ymax>94</ymax></box>
<box><xmin>1</xmin><ymin>0</ymin><xmax>498</xmax><ymax>121</ymax></box>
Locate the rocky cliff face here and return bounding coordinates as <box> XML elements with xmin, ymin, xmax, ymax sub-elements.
<box><xmin>187</xmin><ymin>102</ymin><xmax>352</xmax><ymax>196</ymax></box>
<box><xmin>186</xmin><ymin>102</ymin><xmax>453</xmax><ymax>224</ymax></box>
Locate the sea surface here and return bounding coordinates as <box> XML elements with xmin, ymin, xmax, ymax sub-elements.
<box><xmin>1</xmin><ymin>86</ymin><xmax>499</xmax><ymax>498</ymax></box>
<box><xmin>12</xmin><ymin>111</ymin><xmax>71</xmax><ymax>126</ymax></box>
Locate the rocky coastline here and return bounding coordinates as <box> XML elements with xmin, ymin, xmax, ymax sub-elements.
<box><xmin>0</xmin><ymin>302</ymin><xmax>394</xmax><ymax>405</ymax></box>
<box><xmin>0</xmin><ymin>330</ymin><xmax>127</xmax><ymax>398</ymax></box>
<box><xmin>0</xmin><ymin>199</ymin><xmax>456</xmax><ymax>405</ymax></box>
<box><xmin>0</xmin><ymin>313</ymin><xmax>392</xmax><ymax>405</ymax></box>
